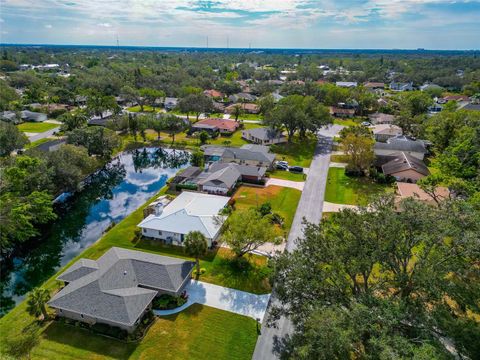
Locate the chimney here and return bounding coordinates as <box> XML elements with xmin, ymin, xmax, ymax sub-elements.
<box><xmin>154</xmin><ymin>203</ymin><xmax>164</xmax><ymax>216</ymax></box>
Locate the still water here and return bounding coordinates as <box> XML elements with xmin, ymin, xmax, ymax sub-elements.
<box><xmin>0</xmin><ymin>147</ymin><xmax>190</xmax><ymax>315</ymax></box>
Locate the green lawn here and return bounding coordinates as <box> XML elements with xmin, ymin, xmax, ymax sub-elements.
<box><xmin>271</xmin><ymin>135</ymin><xmax>317</xmax><ymax>167</ymax></box>
<box><xmin>333</xmin><ymin>118</ymin><xmax>360</xmax><ymax>127</ymax></box>
<box><xmin>10</xmin><ymin>305</ymin><xmax>258</xmax><ymax>360</ymax></box>
<box><xmin>325</xmin><ymin>167</ymin><xmax>393</xmax><ymax>205</ymax></box>
<box><xmin>126</xmin><ymin>105</ymin><xmax>162</xmax><ymax>113</ymax></box>
<box><xmin>17</xmin><ymin>122</ymin><xmax>59</xmax><ymax>133</ymax></box>
<box><xmin>236</xmin><ymin>114</ymin><xmax>263</xmax><ymax>121</ymax></box>
<box><xmin>233</xmin><ymin>185</ymin><xmax>302</xmax><ymax>234</ymax></box>
<box><xmin>330</xmin><ymin>154</ymin><xmax>349</xmax><ymax>163</ymax></box>
<box><xmin>25</xmin><ymin>137</ymin><xmax>51</xmax><ymax>149</ymax></box>
<box><xmin>208</xmin><ymin>123</ymin><xmax>264</xmax><ymax>147</ymax></box>
<box><xmin>269</xmin><ymin>170</ymin><xmax>306</xmax><ymax>182</ymax></box>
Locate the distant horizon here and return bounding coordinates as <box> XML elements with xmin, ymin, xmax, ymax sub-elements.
<box><xmin>1</xmin><ymin>1</ymin><xmax>479</xmax><ymax>50</ymax></box>
<box><xmin>1</xmin><ymin>43</ymin><xmax>479</xmax><ymax>53</ymax></box>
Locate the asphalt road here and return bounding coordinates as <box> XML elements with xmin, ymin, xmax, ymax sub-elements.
<box><xmin>27</xmin><ymin>127</ymin><xmax>60</xmax><ymax>142</ymax></box>
<box><xmin>252</xmin><ymin>125</ymin><xmax>343</xmax><ymax>360</ymax></box>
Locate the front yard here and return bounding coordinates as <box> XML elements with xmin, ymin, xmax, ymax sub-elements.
<box><xmin>8</xmin><ymin>305</ymin><xmax>258</xmax><ymax>360</ymax></box>
<box><xmin>270</xmin><ymin>135</ymin><xmax>317</xmax><ymax>167</ymax></box>
<box><xmin>269</xmin><ymin>170</ymin><xmax>306</xmax><ymax>182</ymax></box>
<box><xmin>325</xmin><ymin>167</ymin><xmax>393</xmax><ymax>205</ymax></box>
<box><xmin>232</xmin><ymin>185</ymin><xmax>302</xmax><ymax>234</ymax></box>
<box><xmin>17</xmin><ymin>122</ymin><xmax>59</xmax><ymax>133</ymax></box>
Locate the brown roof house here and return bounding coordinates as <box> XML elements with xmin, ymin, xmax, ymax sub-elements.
<box><xmin>368</xmin><ymin>112</ymin><xmax>395</xmax><ymax>125</ymax></box>
<box><xmin>225</xmin><ymin>103</ymin><xmax>260</xmax><ymax>114</ymax></box>
<box><xmin>381</xmin><ymin>152</ymin><xmax>430</xmax><ymax>183</ymax></box>
<box><xmin>330</xmin><ymin>106</ymin><xmax>355</xmax><ymax>118</ymax></box>
<box><xmin>395</xmin><ymin>182</ymin><xmax>450</xmax><ymax>207</ymax></box>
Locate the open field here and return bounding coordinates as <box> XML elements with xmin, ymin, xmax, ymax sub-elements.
<box><xmin>232</xmin><ymin>185</ymin><xmax>302</xmax><ymax>234</ymax></box>
<box><xmin>7</xmin><ymin>305</ymin><xmax>257</xmax><ymax>360</ymax></box>
<box><xmin>325</xmin><ymin>167</ymin><xmax>393</xmax><ymax>205</ymax></box>
<box><xmin>17</xmin><ymin>122</ymin><xmax>59</xmax><ymax>133</ymax></box>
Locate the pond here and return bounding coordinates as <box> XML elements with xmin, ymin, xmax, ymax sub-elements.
<box><xmin>0</xmin><ymin>147</ymin><xmax>190</xmax><ymax>315</ymax></box>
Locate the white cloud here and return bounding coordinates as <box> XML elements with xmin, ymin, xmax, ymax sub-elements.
<box><xmin>98</xmin><ymin>22</ymin><xmax>112</xmax><ymax>28</ymax></box>
<box><xmin>44</xmin><ymin>24</ymin><xmax>52</xmax><ymax>28</ymax></box>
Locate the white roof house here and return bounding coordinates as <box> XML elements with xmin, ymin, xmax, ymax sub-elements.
<box><xmin>137</xmin><ymin>192</ymin><xmax>230</xmax><ymax>246</ymax></box>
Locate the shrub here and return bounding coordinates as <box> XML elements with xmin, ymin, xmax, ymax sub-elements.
<box><xmin>192</xmin><ymin>267</ymin><xmax>206</xmax><ymax>276</ymax></box>
<box><xmin>152</xmin><ymin>294</ymin><xmax>187</xmax><ymax>310</ymax></box>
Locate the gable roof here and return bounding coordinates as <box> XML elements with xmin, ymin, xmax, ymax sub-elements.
<box><xmin>222</xmin><ymin>147</ymin><xmax>275</xmax><ymax>163</ymax></box>
<box><xmin>199</xmin><ymin>164</ymin><xmax>241</xmax><ymax>189</ymax></box>
<box><xmin>381</xmin><ymin>152</ymin><xmax>430</xmax><ymax>176</ymax></box>
<box><xmin>208</xmin><ymin>162</ymin><xmax>267</xmax><ymax>178</ymax></box>
<box><xmin>396</xmin><ymin>182</ymin><xmax>449</xmax><ymax>202</ymax></box>
<box><xmin>195</xmin><ymin>118</ymin><xmax>239</xmax><ymax>132</ymax></box>
<box><xmin>49</xmin><ymin>247</ymin><xmax>194</xmax><ymax>326</ymax></box>
<box><xmin>375</xmin><ymin>137</ymin><xmax>427</xmax><ymax>154</ymax></box>
<box><xmin>137</xmin><ymin>191</ymin><xmax>229</xmax><ymax>239</ymax></box>
<box><xmin>370</xmin><ymin>124</ymin><xmax>403</xmax><ymax>136</ymax></box>
<box><xmin>243</xmin><ymin>127</ymin><xmax>285</xmax><ymax>141</ymax></box>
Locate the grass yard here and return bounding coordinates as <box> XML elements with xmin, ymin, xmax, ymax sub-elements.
<box><xmin>9</xmin><ymin>305</ymin><xmax>258</xmax><ymax>360</ymax></box>
<box><xmin>325</xmin><ymin>167</ymin><xmax>393</xmax><ymax>205</ymax></box>
<box><xmin>333</xmin><ymin>118</ymin><xmax>360</xmax><ymax>127</ymax></box>
<box><xmin>330</xmin><ymin>154</ymin><xmax>349</xmax><ymax>163</ymax></box>
<box><xmin>269</xmin><ymin>170</ymin><xmax>306</xmax><ymax>182</ymax></box>
<box><xmin>232</xmin><ymin>185</ymin><xmax>302</xmax><ymax>234</ymax></box>
<box><xmin>271</xmin><ymin>135</ymin><xmax>317</xmax><ymax>167</ymax></box>
<box><xmin>126</xmin><ymin>105</ymin><xmax>162</xmax><ymax>113</ymax></box>
<box><xmin>208</xmin><ymin>123</ymin><xmax>264</xmax><ymax>147</ymax></box>
<box><xmin>17</xmin><ymin>122</ymin><xmax>59</xmax><ymax>133</ymax></box>
<box><xmin>236</xmin><ymin>113</ymin><xmax>263</xmax><ymax>121</ymax></box>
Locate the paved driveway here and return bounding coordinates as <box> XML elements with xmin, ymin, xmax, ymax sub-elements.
<box><xmin>266</xmin><ymin>178</ymin><xmax>305</xmax><ymax>191</ymax></box>
<box><xmin>253</xmin><ymin>124</ymin><xmax>344</xmax><ymax>359</ymax></box>
<box><xmin>154</xmin><ymin>280</ymin><xmax>270</xmax><ymax>321</ymax></box>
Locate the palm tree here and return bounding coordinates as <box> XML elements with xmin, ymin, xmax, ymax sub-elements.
<box><xmin>26</xmin><ymin>288</ymin><xmax>51</xmax><ymax>321</ymax></box>
<box><xmin>184</xmin><ymin>231</ymin><xmax>208</xmax><ymax>278</ymax></box>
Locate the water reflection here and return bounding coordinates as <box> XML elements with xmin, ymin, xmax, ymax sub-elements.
<box><xmin>0</xmin><ymin>148</ymin><xmax>189</xmax><ymax>315</ymax></box>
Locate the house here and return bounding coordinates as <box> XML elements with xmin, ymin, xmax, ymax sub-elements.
<box><xmin>242</xmin><ymin>127</ymin><xmax>287</xmax><ymax>145</ymax></box>
<box><xmin>228</xmin><ymin>93</ymin><xmax>257</xmax><ymax>103</ymax></box>
<box><xmin>164</xmin><ymin>97</ymin><xmax>178</xmax><ymax>111</ymax></box>
<box><xmin>370</xmin><ymin>124</ymin><xmax>403</xmax><ymax>142</ymax></box>
<box><xmin>212</xmin><ymin>102</ymin><xmax>226</xmax><ymax>112</ymax></box>
<box><xmin>374</xmin><ymin>136</ymin><xmax>428</xmax><ymax>160</ymax></box>
<box><xmin>48</xmin><ymin>247</ymin><xmax>194</xmax><ymax>333</ymax></box>
<box><xmin>420</xmin><ymin>83</ymin><xmax>443</xmax><ymax>92</ymax></box>
<box><xmin>138</xmin><ymin>191</ymin><xmax>229</xmax><ymax>247</ymax></box>
<box><xmin>20</xmin><ymin>110</ymin><xmax>47</xmax><ymax>122</ymax></box>
<box><xmin>389</xmin><ymin>82</ymin><xmax>414</xmax><ymax>91</ymax></box>
<box><xmin>443</xmin><ymin>95</ymin><xmax>470</xmax><ymax>102</ymax></box>
<box><xmin>0</xmin><ymin>111</ymin><xmax>19</xmax><ymax>123</ymax></box>
<box><xmin>168</xmin><ymin>166</ymin><xmax>203</xmax><ymax>191</ymax></box>
<box><xmin>364</xmin><ymin>82</ymin><xmax>385</xmax><ymax>90</ymax></box>
<box><xmin>192</xmin><ymin>118</ymin><xmax>239</xmax><ymax>135</ymax></box>
<box><xmin>330</xmin><ymin>106</ymin><xmax>355</xmax><ymax>118</ymax></box>
<box><xmin>395</xmin><ymin>182</ymin><xmax>450</xmax><ymax>206</ymax></box>
<box><xmin>271</xmin><ymin>92</ymin><xmax>284</xmax><ymax>102</ymax></box>
<box><xmin>381</xmin><ymin>152</ymin><xmax>430</xmax><ymax>182</ymax></box>
<box><xmin>204</xmin><ymin>89</ymin><xmax>224</xmax><ymax>99</ymax></box>
<box><xmin>203</xmin><ymin>144</ymin><xmax>276</xmax><ymax>168</ymax></box>
<box><xmin>225</xmin><ymin>103</ymin><xmax>260</xmax><ymax>114</ymax></box>
<box><xmin>368</xmin><ymin>112</ymin><xmax>395</xmax><ymax>125</ymax></box>
<box><xmin>336</xmin><ymin>81</ymin><xmax>357</xmax><ymax>88</ymax></box>
<box><xmin>88</xmin><ymin>111</ymin><xmax>113</xmax><ymax>126</ymax></box>
<box><xmin>197</xmin><ymin>164</ymin><xmax>241</xmax><ymax>195</ymax></box>
<box><xmin>207</xmin><ymin>162</ymin><xmax>266</xmax><ymax>183</ymax></box>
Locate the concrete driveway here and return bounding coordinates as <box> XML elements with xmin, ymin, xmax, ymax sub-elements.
<box><xmin>154</xmin><ymin>280</ymin><xmax>270</xmax><ymax>321</ymax></box>
<box><xmin>266</xmin><ymin>178</ymin><xmax>305</xmax><ymax>191</ymax></box>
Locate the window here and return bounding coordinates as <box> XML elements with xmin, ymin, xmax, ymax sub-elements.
<box><xmin>158</xmin><ymin>231</ymin><xmax>163</xmax><ymax>236</ymax></box>
<box><xmin>142</xmin><ymin>228</ymin><xmax>147</xmax><ymax>233</ymax></box>
<box><xmin>80</xmin><ymin>314</ymin><xmax>84</xmax><ymax>318</ymax></box>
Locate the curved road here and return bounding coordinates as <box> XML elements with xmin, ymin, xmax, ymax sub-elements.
<box><xmin>252</xmin><ymin>125</ymin><xmax>343</xmax><ymax>359</ymax></box>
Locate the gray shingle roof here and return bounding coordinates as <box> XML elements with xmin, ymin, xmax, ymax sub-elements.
<box><xmin>243</xmin><ymin>127</ymin><xmax>285</xmax><ymax>141</ymax></box>
<box><xmin>375</xmin><ymin>137</ymin><xmax>427</xmax><ymax>154</ymax></box>
<box><xmin>199</xmin><ymin>164</ymin><xmax>241</xmax><ymax>189</ymax></box>
<box><xmin>223</xmin><ymin>147</ymin><xmax>275</xmax><ymax>163</ymax></box>
<box><xmin>49</xmin><ymin>247</ymin><xmax>194</xmax><ymax>326</ymax></box>
<box><xmin>382</xmin><ymin>152</ymin><xmax>430</xmax><ymax>176</ymax></box>
<box><xmin>209</xmin><ymin>162</ymin><xmax>267</xmax><ymax>178</ymax></box>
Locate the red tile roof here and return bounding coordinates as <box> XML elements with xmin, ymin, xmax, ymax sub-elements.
<box><xmin>196</xmin><ymin>118</ymin><xmax>239</xmax><ymax>132</ymax></box>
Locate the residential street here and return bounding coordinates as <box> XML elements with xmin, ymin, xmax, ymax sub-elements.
<box><xmin>252</xmin><ymin>124</ymin><xmax>343</xmax><ymax>360</ymax></box>
<box><xmin>27</xmin><ymin>127</ymin><xmax>60</xmax><ymax>142</ymax></box>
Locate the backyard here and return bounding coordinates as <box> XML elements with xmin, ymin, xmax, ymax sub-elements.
<box><xmin>17</xmin><ymin>122</ymin><xmax>59</xmax><ymax>133</ymax></box>
<box><xmin>325</xmin><ymin>167</ymin><xmax>393</xmax><ymax>205</ymax></box>
<box><xmin>6</xmin><ymin>305</ymin><xmax>258</xmax><ymax>360</ymax></box>
<box><xmin>232</xmin><ymin>185</ymin><xmax>302</xmax><ymax>234</ymax></box>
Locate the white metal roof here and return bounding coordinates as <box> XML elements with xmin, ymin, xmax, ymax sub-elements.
<box><xmin>137</xmin><ymin>192</ymin><xmax>230</xmax><ymax>239</ymax></box>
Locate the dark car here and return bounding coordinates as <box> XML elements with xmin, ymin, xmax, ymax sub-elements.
<box><xmin>289</xmin><ymin>166</ymin><xmax>304</xmax><ymax>173</ymax></box>
<box><xmin>276</xmin><ymin>163</ymin><xmax>289</xmax><ymax>171</ymax></box>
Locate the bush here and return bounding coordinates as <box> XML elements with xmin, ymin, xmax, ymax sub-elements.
<box><xmin>193</xmin><ymin>267</ymin><xmax>206</xmax><ymax>276</ymax></box>
<box><xmin>152</xmin><ymin>294</ymin><xmax>187</xmax><ymax>310</ymax></box>
<box><xmin>258</xmin><ymin>202</ymin><xmax>272</xmax><ymax>217</ymax></box>
<box><xmin>176</xmin><ymin>183</ymin><xmax>198</xmax><ymax>191</ymax></box>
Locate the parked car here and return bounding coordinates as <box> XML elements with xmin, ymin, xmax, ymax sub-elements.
<box><xmin>361</xmin><ymin>121</ymin><xmax>372</xmax><ymax>127</ymax></box>
<box><xmin>276</xmin><ymin>163</ymin><xmax>289</xmax><ymax>171</ymax></box>
<box><xmin>275</xmin><ymin>160</ymin><xmax>289</xmax><ymax>167</ymax></box>
<box><xmin>289</xmin><ymin>166</ymin><xmax>304</xmax><ymax>173</ymax></box>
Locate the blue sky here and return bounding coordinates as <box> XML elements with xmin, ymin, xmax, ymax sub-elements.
<box><xmin>0</xmin><ymin>0</ymin><xmax>479</xmax><ymax>49</ymax></box>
